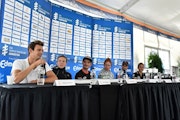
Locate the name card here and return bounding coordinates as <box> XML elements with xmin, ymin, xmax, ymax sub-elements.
<box><xmin>75</xmin><ymin>80</ymin><xmax>92</xmax><ymax>84</ymax></box>
<box><xmin>110</xmin><ymin>79</ymin><xmax>119</xmax><ymax>83</ymax></box>
<box><xmin>126</xmin><ymin>79</ymin><xmax>137</xmax><ymax>84</ymax></box>
<box><xmin>167</xmin><ymin>78</ymin><xmax>180</xmax><ymax>83</ymax></box>
<box><xmin>98</xmin><ymin>79</ymin><xmax>111</xmax><ymax>85</ymax></box>
<box><xmin>75</xmin><ymin>80</ymin><xmax>99</xmax><ymax>85</ymax></box>
<box><xmin>163</xmin><ymin>79</ymin><xmax>172</xmax><ymax>83</ymax></box>
<box><xmin>53</xmin><ymin>80</ymin><xmax>75</xmax><ymax>86</ymax></box>
<box><xmin>91</xmin><ymin>79</ymin><xmax>98</xmax><ymax>85</ymax></box>
<box><xmin>148</xmin><ymin>79</ymin><xmax>158</xmax><ymax>83</ymax></box>
<box><xmin>175</xmin><ymin>78</ymin><xmax>180</xmax><ymax>83</ymax></box>
<box><xmin>136</xmin><ymin>79</ymin><xmax>146</xmax><ymax>83</ymax></box>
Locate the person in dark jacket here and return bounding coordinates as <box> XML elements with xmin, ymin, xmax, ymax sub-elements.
<box><xmin>75</xmin><ymin>56</ymin><xmax>92</xmax><ymax>79</ymax></box>
<box><xmin>52</xmin><ymin>55</ymin><xmax>72</xmax><ymax>79</ymax></box>
<box><xmin>133</xmin><ymin>62</ymin><xmax>146</xmax><ymax>79</ymax></box>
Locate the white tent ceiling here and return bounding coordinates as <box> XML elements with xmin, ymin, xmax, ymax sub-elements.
<box><xmin>82</xmin><ymin>0</ymin><xmax>180</xmax><ymax>37</ymax></box>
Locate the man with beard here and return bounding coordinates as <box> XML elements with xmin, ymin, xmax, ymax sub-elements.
<box><xmin>75</xmin><ymin>56</ymin><xmax>92</xmax><ymax>79</ymax></box>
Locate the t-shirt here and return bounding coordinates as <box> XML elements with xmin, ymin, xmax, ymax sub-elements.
<box><xmin>98</xmin><ymin>68</ymin><xmax>114</xmax><ymax>79</ymax></box>
<box><xmin>75</xmin><ymin>69</ymin><xmax>91</xmax><ymax>79</ymax></box>
<box><xmin>11</xmin><ymin>58</ymin><xmax>52</xmax><ymax>83</ymax></box>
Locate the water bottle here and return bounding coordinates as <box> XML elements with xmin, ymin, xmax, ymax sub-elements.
<box><xmin>90</xmin><ymin>68</ymin><xmax>96</xmax><ymax>79</ymax></box>
<box><xmin>157</xmin><ymin>72</ymin><xmax>162</xmax><ymax>82</ymax></box>
<box><xmin>145</xmin><ymin>70</ymin><xmax>150</xmax><ymax>81</ymax></box>
<box><xmin>118</xmin><ymin>69</ymin><xmax>125</xmax><ymax>79</ymax></box>
<box><xmin>37</xmin><ymin>65</ymin><xmax>45</xmax><ymax>85</ymax></box>
<box><xmin>172</xmin><ymin>72</ymin><xmax>176</xmax><ymax>83</ymax></box>
<box><xmin>122</xmin><ymin>72</ymin><xmax>128</xmax><ymax>84</ymax></box>
<box><xmin>124</xmin><ymin>73</ymin><xmax>128</xmax><ymax>80</ymax></box>
<box><xmin>117</xmin><ymin>69</ymin><xmax>121</xmax><ymax>78</ymax></box>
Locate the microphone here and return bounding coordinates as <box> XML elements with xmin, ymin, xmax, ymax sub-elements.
<box><xmin>41</xmin><ymin>64</ymin><xmax>46</xmax><ymax>75</ymax></box>
<box><xmin>41</xmin><ymin>64</ymin><xmax>45</xmax><ymax>68</ymax></box>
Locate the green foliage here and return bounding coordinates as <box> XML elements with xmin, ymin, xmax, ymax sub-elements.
<box><xmin>148</xmin><ymin>52</ymin><xmax>164</xmax><ymax>73</ymax></box>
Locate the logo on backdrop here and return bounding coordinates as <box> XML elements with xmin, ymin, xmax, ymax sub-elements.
<box><xmin>50</xmin><ymin>53</ymin><xmax>55</xmax><ymax>61</ymax></box>
<box><xmin>73</xmin><ymin>66</ymin><xmax>82</xmax><ymax>71</ymax></box>
<box><xmin>66</xmin><ymin>66</ymin><xmax>70</xmax><ymax>70</ymax></box>
<box><xmin>94</xmin><ymin>67</ymin><xmax>102</xmax><ymax>72</ymax></box>
<box><xmin>34</xmin><ymin>2</ymin><xmax>38</xmax><ymax>11</ymax></box>
<box><xmin>0</xmin><ymin>60</ymin><xmax>13</xmax><ymax>68</ymax></box>
<box><xmin>53</xmin><ymin>12</ymin><xmax>58</xmax><ymax>20</ymax></box>
<box><xmin>2</xmin><ymin>44</ymin><xmax>8</xmax><ymax>56</ymax></box>
<box><xmin>114</xmin><ymin>67</ymin><xmax>119</xmax><ymax>73</ymax></box>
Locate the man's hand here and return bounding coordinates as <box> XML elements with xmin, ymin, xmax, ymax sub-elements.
<box><xmin>30</xmin><ymin>80</ymin><xmax>37</xmax><ymax>83</ymax></box>
<box><xmin>32</xmin><ymin>58</ymin><xmax>46</xmax><ymax>69</ymax></box>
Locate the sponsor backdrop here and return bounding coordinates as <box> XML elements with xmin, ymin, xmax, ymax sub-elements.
<box><xmin>0</xmin><ymin>0</ymin><xmax>133</xmax><ymax>83</ymax></box>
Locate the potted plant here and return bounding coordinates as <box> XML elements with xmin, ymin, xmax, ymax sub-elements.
<box><xmin>148</xmin><ymin>52</ymin><xmax>164</xmax><ymax>73</ymax></box>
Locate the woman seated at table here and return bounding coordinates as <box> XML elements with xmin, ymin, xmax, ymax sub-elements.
<box><xmin>118</xmin><ymin>61</ymin><xmax>129</xmax><ymax>79</ymax></box>
<box><xmin>133</xmin><ymin>62</ymin><xmax>146</xmax><ymax>79</ymax></box>
<box><xmin>52</xmin><ymin>55</ymin><xmax>72</xmax><ymax>79</ymax></box>
<box><xmin>98</xmin><ymin>58</ymin><xmax>114</xmax><ymax>79</ymax></box>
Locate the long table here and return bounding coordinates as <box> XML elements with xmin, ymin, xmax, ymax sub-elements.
<box><xmin>1</xmin><ymin>83</ymin><xmax>180</xmax><ymax>120</ymax></box>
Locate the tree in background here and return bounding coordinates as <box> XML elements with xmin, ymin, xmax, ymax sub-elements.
<box><xmin>148</xmin><ymin>52</ymin><xmax>164</xmax><ymax>73</ymax></box>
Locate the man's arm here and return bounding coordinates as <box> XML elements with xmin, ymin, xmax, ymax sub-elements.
<box><xmin>45</xmin><ymin>70</ymin><xmax>58</xmax><ymax>83</ymax></box>
<box><xmin>12</xmin><ymin>59</ymin><xmax>46</xmax><ymax>83</ymax></box>
<box><xmin>12</xmin><ymin>64</ymin><xmax>36</xmax><ymax>83</ymax></box>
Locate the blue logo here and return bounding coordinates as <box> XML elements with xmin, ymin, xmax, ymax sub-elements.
<box><xmin>0</xmin><ymin>60</ymin><xmax>13</xmax><ymax>68</ymax></box>
<box><xmin>73</xmin><ymin>66</ymin><xmax>82</xmax><ymax>71</ymax></box>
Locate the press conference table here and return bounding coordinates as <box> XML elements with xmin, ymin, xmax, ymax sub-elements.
<box><xmin>1</xmin><ymin>83</ymin><xmax>180</xmax><ymax>120</ymax></box>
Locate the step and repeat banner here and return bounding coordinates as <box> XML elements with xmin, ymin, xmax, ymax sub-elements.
<box><xmin>0</xmin><ymin>0</ymin><xmax>133</xmax><ymax>82</ymax></box>
<box><xmin>92</xmin><ymin>18</ymin><xmax>133</xmax><ymax>78</ymax></box>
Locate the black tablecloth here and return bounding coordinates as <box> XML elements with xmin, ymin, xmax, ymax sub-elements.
<box><xmin>1</xmin><ymin>83</ymin><xmax>180</xmax><ymax>120</ymax></box>
<box><xmin>121</xmin><ymin>83</ymin><xmax>180</xmax><ymax>120</ymax></box>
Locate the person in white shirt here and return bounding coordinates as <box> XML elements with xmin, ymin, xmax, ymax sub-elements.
<box><xmin>118</xmin><ymin>61</ymin><xmax>129</xmax><ymax>79</ymax></box>
<box><xmin>11</xmin><ymin>40</ymin><xmax>58</xmax><ymax>84</ymax></box>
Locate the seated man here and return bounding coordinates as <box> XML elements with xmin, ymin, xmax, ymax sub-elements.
<box><xmin>75</xmin><ymin>56</ymin><xmax>92</xmax><ymax>79</ymax></box>
<box><xmin>11</xmin><ymin>40</ymin><xmax>58</xmax><ymax>84</ymax></box>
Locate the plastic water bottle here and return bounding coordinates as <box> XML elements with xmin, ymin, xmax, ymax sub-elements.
<box><xmin>145</xmin><ymin>70</ymin><xmax>150</xmax><ymax>81</ymax></box>
<box><xmin>157</xmin><ymin>72</ymin><xmax>162</xmax><ymax>82</ymax></box>
<box><xmin>172</xmin><ymin>72</ymin><xmax>176</xmax><ymax>83</ymax></box>
<box><xmin>118</xmin><ymin>69</ymin><xmax>125</xmax><ymax>79</ymax></box>
<box><xmin>122</xmin><ymin>72</ymin><xmax>128</xmax><ymax>84</ymax></box>
<box><xmin>90</xmin><ymin>68</ymin><xmax>96</xmax><ymax>79</ymax></box>
<box><xmin>123</xmin><ymin>73</ymin><xmax>128</xmax><ymax>80</ymax></box>
<box><xmin>37</xmin><ymin>65</ymin><xmax>45</xmax><ymax>85</ymax></box>
<box><xmin>117</xmin><ymin>69</ymin><xmax>121</xmax><ymax>83</ymax></box>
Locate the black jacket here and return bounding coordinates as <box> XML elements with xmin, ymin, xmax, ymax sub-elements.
<box><xmin>133</xmin><ymin>71</ymin><xmax>146</xmax><ymax>79</ymax></box>
<box><xmin>75</xmin><ymin>69</ymin><xmax>91</xmax><ymax>79</ymax></box>
<box><xmin>52</xmin><ymin>66</ymin><xmax>72</xmax><ymax>79</ymax></box>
